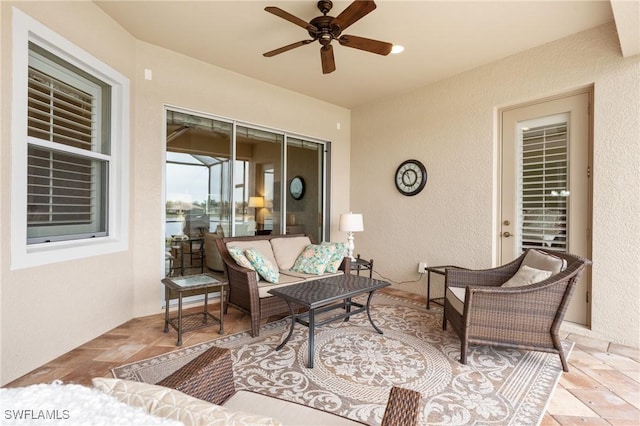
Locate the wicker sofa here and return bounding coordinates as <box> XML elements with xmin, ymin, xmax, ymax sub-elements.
<box><xmin>215</xmin><ymin>234</ymin><xmax>351</xmax><ymax>337</ymax></box>
<box><xmin>442</xmin><ymin>249</ymin><xmax>591</xmax><ymax>372</ymax></box>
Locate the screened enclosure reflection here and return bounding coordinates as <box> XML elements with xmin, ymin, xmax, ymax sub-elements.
<box><xmin>165</xmin><ymin>110</ymin><xmax>328</xmax><ymax>248</ymax></box>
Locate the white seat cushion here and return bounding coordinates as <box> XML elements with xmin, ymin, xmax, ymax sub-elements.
<box><xmin>445</xmin><ymin>286</ymin><xmax>466</xmax><ymax>314</ymax></box>
<box><xmin>257</xmin><ymin>274</ymin><xmax>303</xmax><ymax>298</ymax></box>
<box><xmin>224</xmin><ymin>390</ymin><xmax>364</xmax><ymax>426</ymax></box>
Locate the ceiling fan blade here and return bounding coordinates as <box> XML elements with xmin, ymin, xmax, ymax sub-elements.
<box><xmin>338</xmin><ymin>34</ymin><xmax>393</xmax><ymax>55</ymax></box>
<box><xmin>321</xmin><ymin>45</ymin><xmax>336</xmax><ymax>74</ymax></box>
<box><xmin>263</xmin><ymin>40</ymin><xmax>314</xmax><ymax>57</ymax></box>
<box><xmin>265</xmin><ymin>6</ymin><xmax>318</xmax><ymax>33</ymax></box>
<box><xmin>331</xmin><ymin>0</ymin><xmax>377</xmax><ymax>33</ymax></box>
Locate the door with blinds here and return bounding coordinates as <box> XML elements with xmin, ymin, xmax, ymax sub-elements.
<box><xmin>501</xmin><ymin>91</ymin><xmax>591</xmax><ymax>325</ymax></box>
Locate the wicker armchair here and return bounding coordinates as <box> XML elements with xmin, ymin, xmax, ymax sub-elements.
<box><xmin>442</xmin><ymin>249</ymin><xmax>591</xmax><ymax>372</ymax></box>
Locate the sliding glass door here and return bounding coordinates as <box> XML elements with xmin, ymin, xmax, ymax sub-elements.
<box><xmin>165</xmin><ymin>108</ymin><xmax>328</xmax><ymax>246</ymax></box>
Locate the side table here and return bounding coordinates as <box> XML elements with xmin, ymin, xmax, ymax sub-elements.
<box><xmin>162</xmin><ymin>273</ymin><xmax>228</xmax><ymax>345</ymax></box>
<box><xmin>350</xmin><ymin>254</ymin><xmax>373</xmax><ymax>278</ymax></box>
<box><xmin>425</xmin><ymin>265</ymin><xmax>466</xmax><ymax>310</ymax></box>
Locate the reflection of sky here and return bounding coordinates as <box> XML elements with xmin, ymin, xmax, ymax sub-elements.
<box><xmin>166</xmin><ymin>163</ymin><xmax>210</xmax><ymax>204</ymax></box>
<box><xmin>166</xmin><ymin>161</ymin><xmax>248</xmax><ymax>205</ymax></box>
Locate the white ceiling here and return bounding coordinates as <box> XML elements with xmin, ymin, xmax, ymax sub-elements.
<box><xmin>95</xmin><ymin>1</ymin><xmax>627</xmax><ymax>109</ymax></box>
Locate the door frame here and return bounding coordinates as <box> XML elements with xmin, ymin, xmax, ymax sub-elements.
<box><xmin>496</xmin><ymin>86</ymin><xmax>594</xmax><ymax>325</ymax></box>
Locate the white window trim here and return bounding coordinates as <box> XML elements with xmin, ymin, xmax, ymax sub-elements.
<box><xmin>10</xmin><ymin>8</ymin><xmax>130</xmax><ymax>269</ymax></box>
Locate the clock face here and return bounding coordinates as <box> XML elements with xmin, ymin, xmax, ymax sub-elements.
<box><xmin>395</xmin><ymin>160</ymin><xmax>427</xmax><ymax>196</ymax></box>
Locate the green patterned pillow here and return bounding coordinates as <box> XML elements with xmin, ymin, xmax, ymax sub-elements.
<box><xmin>227</xmin><ymin>246</ymin><xmax>255</xmax><ymax>270</ymax></box>
<box><xmin>322</xmin><ymin>242</ymin><xmax>348</xmax><ymax>273</ymax></box>
<box><xmin>291</xmin><ymin>244</ymin><xmax>336</xmax><ymax>275</ymax></box>
<box><xmin>245</xmin><ymin>248</ymin><xmax>279</xmax><ymax>283</ymax></box>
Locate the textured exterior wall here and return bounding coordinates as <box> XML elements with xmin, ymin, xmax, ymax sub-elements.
<box><xmin>352</xmin><ymin>22</ymin><xmax>639</xmax><ymax>347</ymax></box>
<box><xmin>1</xmin><ymin>2</ymin><xmax>350</xmax><ymax>384</ymax></box>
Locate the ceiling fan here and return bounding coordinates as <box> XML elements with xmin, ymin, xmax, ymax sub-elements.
<box><xmin>263</xmin><ymin>0</ymin><xmax>393</xmax><ymax>74</ymax></box>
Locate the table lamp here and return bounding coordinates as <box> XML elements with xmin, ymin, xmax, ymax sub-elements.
<box><xmin>339</xmin><ymin>212</ymin><xmax>364</xmax><ymax>260</ymax></box>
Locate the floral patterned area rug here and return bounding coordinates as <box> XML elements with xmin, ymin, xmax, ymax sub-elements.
<box><xmin>112</xmin><ymin>293</ymin><xmax>570</xmax><ymax>425</ymax></box>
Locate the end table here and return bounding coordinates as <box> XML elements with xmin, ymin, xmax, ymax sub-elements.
<box><xmin>350</xmin><ymin>254</ymin><xmax>373</xmax><ymax>278</ymax></box>
<box><xmin>162</xmin><ymin>273</ymin><xmax>228</xmax><ymax>345</ymax></box>
<box><xmin>425</xmin><ymin>265</ymin><xmax>466</xmax><ymax>310</ymax></box>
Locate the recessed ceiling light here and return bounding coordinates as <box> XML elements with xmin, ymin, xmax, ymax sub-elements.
<box><xmin>391</xmin><ymin>45</ymin><xmax>405</xmax><ymax>54</ymax></box>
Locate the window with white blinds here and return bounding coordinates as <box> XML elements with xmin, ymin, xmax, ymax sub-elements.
<box><xmin>520</xmin><ymin>122</ymin><xmax>568</xmax><ymax>252</ymax></box>
<box><xmin>26</xmin><ymin>46</ymin><xmax>109</xmax><ymax>243</ymax></box>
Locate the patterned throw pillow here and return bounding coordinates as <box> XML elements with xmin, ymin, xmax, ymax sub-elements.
<box><xmin>291</xmin><ymin>244</ymin><xmax>336</xmax><ymax>275</ymax></box>
<box><xmin>227</xmin><ymin>246</ymin><xmax>255</xmax><ymax>270</ymax></box>
<box><xmin>245</xmin><ymin>248</ymin><xmax>279</xmax><ymax>283</ymax></box>
<box><xmin>321</xmin><ymin>242</ymin><xmax>348</xmax><ymax>273</ymax></box>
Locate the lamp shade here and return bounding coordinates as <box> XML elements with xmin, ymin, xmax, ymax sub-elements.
<box><xmin>248</xmin><ymin>196</ymin><xmax>264</xmax><ymax>208</ymax></box>
<box><xmin>339</xmin><ymin>213</ymin><xmax>364</xmax><ymax>232</ymax></box>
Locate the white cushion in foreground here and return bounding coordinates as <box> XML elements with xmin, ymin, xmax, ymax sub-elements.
<box><xmin>92</xmin><ymin>377</ymin><xmax>281</xmax><ymax>426</ymax></box>
<box><xmin>0</xmin><ymin>380</ymin><xmax>180</xmax><ymax>425</ymax></box>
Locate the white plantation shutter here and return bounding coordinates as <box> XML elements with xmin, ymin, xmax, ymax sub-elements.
<box><xmin>26</xmin><ymin>48</ymin><xmax>109</xmax><ymax>243</ymax></box>
<box><xmin>520</xmin><ymin>122</ymin><xmax>568</xmax><ymax>252</ymax></box>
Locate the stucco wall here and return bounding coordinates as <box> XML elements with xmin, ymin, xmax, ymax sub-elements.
<box><xmin>351</xmin><ymin>22</ymin><xmax>640</xmax><ymax>347</ymax></box>
<box><xmin>0</xmin><ymin>2</ymin><xmax>350</xmax><ymax>385</ymax></box>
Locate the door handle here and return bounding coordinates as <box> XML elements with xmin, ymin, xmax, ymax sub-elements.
<box><xmin>502</xmin><ymin>231</ymin><xmax>512</xmax><ymax>238</ymax></box>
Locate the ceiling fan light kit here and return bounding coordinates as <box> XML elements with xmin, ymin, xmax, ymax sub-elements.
<box><xmin>264</xmin><ymin>0</ymin><xmax>394</xmax><ymax>74</ymax></box>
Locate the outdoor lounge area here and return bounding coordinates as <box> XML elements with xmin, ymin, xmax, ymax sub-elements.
<box><xmin>1</xmin><ymin>0</ymin><xmax>639</xmax><ymax>425</ymax></box>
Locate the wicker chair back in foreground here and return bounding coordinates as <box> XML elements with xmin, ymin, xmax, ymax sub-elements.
<box><xmin>442</xmin><ymin>249</ymin><xmax>591</xmax><ymax>372</ymax></box>
<box><xmin>158</xmin><ymin>345</ymin><xmax>422</xmax><ymax>425</ymax></box>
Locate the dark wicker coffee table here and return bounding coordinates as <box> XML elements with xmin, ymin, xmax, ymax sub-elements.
<box><xmin>268</xmin><ymin>274</ymin><xmax>390</xmax><ymax>368</ymax></box>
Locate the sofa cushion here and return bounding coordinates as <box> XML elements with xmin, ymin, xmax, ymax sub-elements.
<box><xmin>257</xmin><ymin>274</ymin><xmax>303</xmax><ymax>298</ymax></box>
<box><xmin>225</xmin><ymin>240</ymin><xmax>278</xmax><ymax>268</ymax></box>
<box><xmin>270</xmin><ymin>236</ymin><xmax>313</xmax><ymax>270</ymax></box>
<box><xmin>521</xmin><ymin>249</ymin><xmax>566</xmax><ymax>274</ymax></box>
<box><xmin>291</xmin><ymin>244</ymin><xmax>335</xmax><ymax>275</ymax></box>
<box><xmin>279</xmin><ymin>270</ymin><xmax>343</xmax><ymax>280</ymax></box>
<box><xmin>502</xmin><ymin>265</ymin><xmax>553</xmax><ymax>288</ymax></box>
<box><xmin>92</xmin><ymin>378</ymin><xmax>282</xmax><ymax>426</ymax></box>
<box><xmin>245</xmin><ymin>248</ymin><xmax>280</xmax><ymax>284</ymax></box>
<box><xmin>322</xmin><ymin>242</ymin><xmax>348</xmax><ymax>273</ymax></box>
<box><xmin>224</xmin><ymin>390</ymin><xmax>365</xmax><ymax>425</ymax></box>
<box><xmin>227</xmin><ymin>246</ymin><xmax>255</xmax><ymax>270</ymax></box>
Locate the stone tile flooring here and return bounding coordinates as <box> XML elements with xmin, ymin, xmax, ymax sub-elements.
<box><xmin>5</xmin><ymin>287</ymin><xmax>639</xmax><ymax>425</ymax></box>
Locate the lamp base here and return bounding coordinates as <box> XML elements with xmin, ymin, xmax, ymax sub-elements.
<box><xmin>346</xmin><ymin>232</ymin><xmax>356</xmax><ymax>260</ymax></box>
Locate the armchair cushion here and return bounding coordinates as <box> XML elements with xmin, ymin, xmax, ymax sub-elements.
<box><xmin>521</xmin><ymin>249</ymin><xmax>566</xmax><ymax>274</ymax></box>
<box><xmin>501</xmin><ymin>265</ymin><xmax>553</xmax><ymax>288</ymax></box>
<box><xmin>445</xmin><ymin>286</ymin><xmax>466</xmax><ymax>314</ymax></box>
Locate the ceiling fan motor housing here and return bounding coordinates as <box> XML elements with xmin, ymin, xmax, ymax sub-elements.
<box><xmin>317</xmin><ymin>1</ymin><xmax>333</xmax><ymax>15</ymax></box>
<box><xmin>310</xmin><ymin>15</ymin><xmax>339</xmax><ymax>44</ymax></box>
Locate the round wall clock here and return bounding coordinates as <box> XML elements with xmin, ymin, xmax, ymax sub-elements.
<box><xmin>395</xmin><ymin>159</ymin><xmax>427</xmax><ymax>196</ymax></box>
<box><xmin>289</xmin><ymin>176</ymin><xmax>305</xmax><ymax>200</ymax></box>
